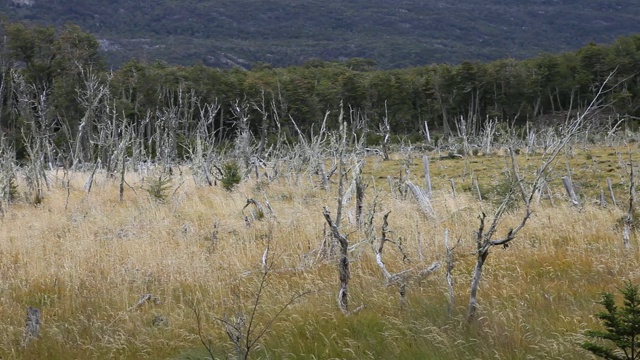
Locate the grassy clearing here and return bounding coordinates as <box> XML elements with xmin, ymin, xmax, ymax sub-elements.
<box><xmin>1</xmin><ymin>146</ymin><xmax>639</xmax><ymax>359</ymax></box>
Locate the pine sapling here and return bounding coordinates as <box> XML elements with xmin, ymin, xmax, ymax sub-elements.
<box><xmin>582</xmin><ymin>282</ymin><xmax>640</xmax><ymax>360</ymax></box>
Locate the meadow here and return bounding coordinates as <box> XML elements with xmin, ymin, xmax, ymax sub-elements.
<box><xmin>1</xmin><ymin>142</ymin><xmax>639</xmax><ymax>359</ymax></box>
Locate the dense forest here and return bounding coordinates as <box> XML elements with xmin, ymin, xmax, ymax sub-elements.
<box><xmin>1</xmin><ymin>0</ymin><xmax>640</xmax><ymax>68</ymax></box>
<box><xmin>0</xmin><ymin>21</ymin><xmax>639</xmax><ymax>165</ymax></box>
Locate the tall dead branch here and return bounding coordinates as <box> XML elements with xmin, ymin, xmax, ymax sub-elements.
<box><xmin>375</xmin><ymin>211</ymin><xmax>440</xmax><ymax>304</ymax></box>
<box><xmin>444</xmin><ymin>229</ymin><xmax>461</xmax><ymax>317</ymax></box>
<box><xmin>22</xmin><ymin>306</ymin><xmax>41</xmax><ymax>347</ymax></box>
<box><xmin>322</xmin><ymin>206</ymin><xmax>352</xmax><ymax>314</ymax></box>
<box><xmin>406</xmin><ymin>180</ymin><xmax>436</xmax><ymax>218</ymax></box>
<box><xmin>467</xmin><ymin>148</ymin><xmax>533</xmax><ymax>321</ymax></box>
<box><xmin>422</xmin><ymin>155</ymin><xmax>432</xmax><ymax>199</ymax></box>
<box><xmin>12</xmin><ymin>70</ymin><xmax>52</xmax><ymax>201</ymax></box>
<box><xmin>608</xmin><ymin>178</ymin><xmax>618</xmax><ymax>208</ymax></box>
<box><xmin>186</xmin><ymin>100</ymin><xmax>220</xmax><ymax>186</ymax></box>
<box><xmin>321</xmin><ymin>109</ymin><xmax>364</xmax><ymax>314</ymax></box>
<box><xmin>73</xmin><ymin>65</ymin><xmax>110</xmax><ymax>169</ymax></box>
<box><xmin>623</xmin><ymin>153</ymin><xmax>635</xmax><ymax>249</ymax></box>
<box><xmin>379</xmin><ymin>101</ymin><xmax>391</xmax><ymax>161</ymax></box>
<box><xmin>467</xmin><ymin>74</ymin><xmax>613</xmax><ymax>321</ymax></box>
<box><xmin>190</xmin><ymin>254</ymin><xmax>307</xmax><ymax>360</ymax></box>
<box><xmin>354</xmin><ymin>160</ymin><xmax>367</xmax><ymax>228</ymax></box>
<box><xmin>562</xmin><ymin>176</ymin><xmax>580</xmax><ymax>206</ymax></box>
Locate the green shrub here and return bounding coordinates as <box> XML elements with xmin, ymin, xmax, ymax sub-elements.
<box><xmin>432</xmin><ymin>134</ymin><xmax>441</xmax><ymax>146</ymax></box>
<box><xmin>581</xmin><ymin>282</ymin><xmax>640</xmax><ymax>359</ymax></box>
<box><xmin>144</xmin><ymin>175</ymin><xmax>172</xmax><ymax>202</ymax></box>
<box><xmin>365</xmin><ymin>132</ymin><xmax>384</xmax><ymax>147</ymax></box>
<box><xmin>407</xmin><ymin>132</ymin><xmax>424</xmax><ymax>144</ymax></box>
<box><xmin>2</xmin><ymin>175</ymin><xmax>20</xmax><ymax>203</ymax></box>
<box><xmin>221</xmin><ymin>161</ymin><xmax>242</xmax><ymax>191</ymax></box>
<box><xmin>479</xmin><ymin>173</ymin><xmax>519</xmax><ymax>210</ymax></box>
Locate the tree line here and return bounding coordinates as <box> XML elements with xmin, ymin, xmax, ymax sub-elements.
<box><xmin>0</xmin><ymin>21</ymin><xmax>639</xmax><ymax>163</ymax></box>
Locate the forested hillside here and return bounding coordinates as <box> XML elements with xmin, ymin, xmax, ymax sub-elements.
<box><xmin>1</xmin><ymin>0</ymin><xmax>640</xmax><ymax>68</ymax></box>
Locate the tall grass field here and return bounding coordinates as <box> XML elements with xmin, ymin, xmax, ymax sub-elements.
<box><xmin>1</xmin><ymin>145</ymin><xmax>639</xmax><ymax>359</ymax></box>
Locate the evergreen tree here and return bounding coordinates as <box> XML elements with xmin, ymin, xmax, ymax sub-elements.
<box><xmin>582</xmin><ymin>282</ymin><xmax>640</xmax><ymax>360</ymax></box>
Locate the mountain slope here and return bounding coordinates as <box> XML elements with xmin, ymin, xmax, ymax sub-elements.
<box><xmin>2</xmin><ymin>0</ymin><xmax>640</xmax><ymax>68</ymax></box>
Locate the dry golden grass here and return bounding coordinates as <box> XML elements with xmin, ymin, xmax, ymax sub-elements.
<box><xmin>1</xmin><ymin>147</ymin><xmax>639</xmax><ymax>359</ymax></box>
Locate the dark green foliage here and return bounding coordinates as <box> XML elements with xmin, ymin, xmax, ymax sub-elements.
<box><xmin>475</xmin><ymin>171</ymin><xmax>521</xmax><ymax>211</ymax></box>
<box><xmin>581</xmin><ymin>282</ymin><xmax>640</xmax><ymax>360</ymax></box>
<box><xmin>220</xmin><ymin>161</ymin><xmax>241</xmax><ymax>191</ymax></box>
<box><xmin>5</xmin><ymin>176</ymin><xmax>20</xmax><ymax>203</ymax></box>
<box><xmin>1</xmin><ymin>20</ymin><xmax>640</xmax><ymax>165</ymax></box>
<box><xmin>364</xmin><ymin>132</ymin><xmax>384</xmax><ymax>147</ymax></box>
<box><xmin>144</xmin><ymin>175</ymin><xmax>172</xmax><ymax>202</ymax></box>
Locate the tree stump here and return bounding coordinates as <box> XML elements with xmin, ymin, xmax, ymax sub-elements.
<box><xmin>22</xmin><ymin>306</ymin><xmax>40</xmax><ymax>346</ymax></box>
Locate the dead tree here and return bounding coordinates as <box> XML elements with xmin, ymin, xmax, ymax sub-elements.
<box><xmin>251</xmin><ymin>89</ymin><xmax>270</xmax><ymax>166</ymax></box>
<box><xmin>354</xmin><ymin>160</ymin><xmax>367</xmax><ymax>228</ymax></box>
<box><xmin>454</xmin><ymin>115</ymin><xmax>472</xmax><ymax>156</ymax></box>
<box><xmin>379</xmin><ymin>101</ymin><xmax>391</xmax><ymax>161</ymax></box>
<box><xmin>288</xmin><ymin>109</ymin><xmax>335</xmax><ymax>189</ymax></box>
<box><xmin>406</xmin><ymin>180</ymin><xmax>436</xmax><ymax>218</ymax></box>
<box><xmin>12</xmin><ymin>70</ymin><xmax>52</xmax><ymax>200</ymax></box>
<box><xmin>321</xmin><ymin>116</ymin><xmax>355</xmax><ymax>313</ymax></box>
<box><xmin>482</xmin><ymin>117</ymin><xmax>498</xmax><ymax>155</ymax></box>
<box><xmin>468</xmin><ymin>149</ymin><xmax>534</xmax><ymax>321</ymax></box>
<box><xmin>421</xmin><ymin>120</ymin><xmax>432</xmax><ymax>143</ymax></box>
<box><xmin>377</xmin><ymin>213</ymin><xmax>397</xmax><ymax>273</ymax></box>
<box><xmin>229</xmin><ymin>98</ymin><xmax>254</xmax><ymax>177</ymax></box>
<box><xmin>444</xmin><ymin>229</ymin><xmax>461</xmax><ymax>317</ymax></box>
<box><xmin>151</xmin><ymin>85</ymin><xmax>197</xmax><ymax>170</ymax></box>
<box><xmin>376</xmin><ymin>211</ymin><xmax>407</xmax><ymax>302</ymax></box>
<box><xmin>249</xmin><ymin>89</ymin><xmax>286</xmax><ymax>182</ymax></box>
<box><xmin>375</xmin><ymin>211</ymin><xmax>440</xmax><ymax>305</ymax></box>
<box><xmin>72</xmin><ymin>65</ymin><xmax>110</xmax><ymax>169</ymax></box>
<box><xmin>190</xmin><ymin>249</ymin><xmax>307</xmax><ymax>360</ymax></box>
<box><xmin>241</xmin><ymin>198</ymin><xmax>269</xmax><ymax>224</ymax></box>
<box><xmin>22</xmin><ymin>306</ymin><xmax>40</xmax><ymax>347</ymax></box>
<box><xmin>608</xmin><ymin>178</ymin><xmax>618</xmax><ymax>208</ymax></box>
<box><xmin>348</xmin><ymin>104</ymin><xmax>370</xmax><ymax>149</ymax></box>
<box><xmin>466</xmin><ymin>72</ymin><xmax>613</xmax><ymax>321</ymax></box>
<box><xmin>525</xmin><ymin>122</ymin><xmax>538</xmax><ymax>155</ymax></box>
<box><xmin>118</xmin><ymin>122</ymin><xmax>133</xmax><ymax>202</ymax></box>
<box><xmin>323</xmin><ymin>206</ymin><xmax>352</xmax><ymax>314</ymax></box>
<box><xmin>623</xmin><ymin>155</ymin><xmax>635</xmax><ymax>249</ymax></box>
<box><xmin>320</xmin><ymin>116</ymin><xmax>368</xmax><ymax>314</ymax></box>
<box><xmin>0</xmin><ymin>53</ymin><xmax>5</xmax><ymax>131</ymax></box>
<box><xmin>185</xmin><ymin>100</ymin><xmax>221</xmax><ymax>186</ymax></box>
<box><xmin>422</xmin><ymin>155</ymin><xmax>432</xmax><ymax>199</ymax></box>
<box><xmin>562</xmin><ymin>176</ymin><xmax>580</xmax><ymax>206</ymax></box>
<box><xmin>96</xmin><ymin>79</ymin><xmax>123</xmax><ymax>176</ymax></box>
<box><xmin>473</xmin><ymin>178</ymin><xmax>482</xmax><ymax>202</ymax></box>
